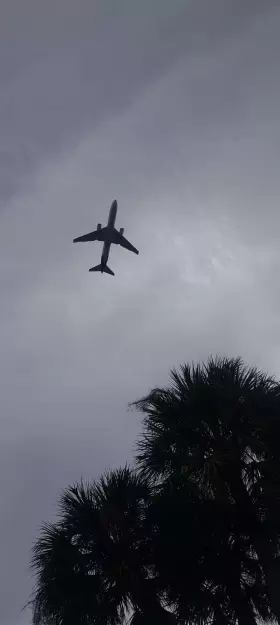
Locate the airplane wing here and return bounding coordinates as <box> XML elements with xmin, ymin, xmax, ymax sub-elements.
<box><xmin>73</xmin><ymin>228</ymin><xmax>107</xmax><ymax>243</ymax></box>
<box><xmin>116</xmin><ymin>232</ymin><xmax>139</xmax><ymax>255</ymax></box>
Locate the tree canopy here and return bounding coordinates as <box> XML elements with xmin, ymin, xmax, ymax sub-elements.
<box><xmin>30</xmin><ymin>356</ymin><xmax>280</xmax><ymax>625</ymax></box>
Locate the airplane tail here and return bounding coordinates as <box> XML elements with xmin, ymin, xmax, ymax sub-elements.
<box><xmin>89</xmin><ymin>264</ymin><xmax>115</xmax><ymax>276</ymax></box>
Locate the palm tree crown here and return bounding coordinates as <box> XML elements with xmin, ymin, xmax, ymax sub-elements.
<box><xmin>31</xmin><ymin>467</ymin><xmax>173</xmax><ymax>625</ymax></box>
<box><xmin>31</xmin><ymin>356</ymin><xmax>280</xmax><ymax>625</ymax></box>
<box><xmin>132</xmin><ymin>356</ymin><xmax>280</xmax><ymax>623</ymax></box>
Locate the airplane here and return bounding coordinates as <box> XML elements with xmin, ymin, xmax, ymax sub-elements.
<box><xmin>73</xmin><ymin>199</ymin><xmax>139</xmax><ymax>276</ymax></box>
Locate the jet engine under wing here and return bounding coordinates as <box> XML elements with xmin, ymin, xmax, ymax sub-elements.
<box><xmin>113</xmin><ymin>230</ymin><xmax>139</xmax><ymax>254</ymax></box>
<box><xmin>73</xmin><ymin>228</ymin><xmax>107</xmax><ymax>243</ymax></box>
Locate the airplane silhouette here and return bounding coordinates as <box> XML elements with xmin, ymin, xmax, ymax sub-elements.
<box><xmin>73</xmin><ymin>200</ymin><xmax>139</xmax><ymax>275</ymax></box>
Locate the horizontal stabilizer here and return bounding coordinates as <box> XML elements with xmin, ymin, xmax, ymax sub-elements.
<box><xmin>89</xmin><ymin>264</ymin><xmax>115</xmax><ymax>276</ymax></box>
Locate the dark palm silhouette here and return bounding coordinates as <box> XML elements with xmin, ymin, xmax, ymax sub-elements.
<box><xmin>31</xmin><ymin>467</ymin><xmax>175</xmax><ymax>625</ymax></box>
<box><xmin>31</xmin><ymin>467</ymin><xmax>270</xmax><ymax>625</ymax></box>
<box><xmin>30</xmin><ymin>356</ymin><xmax>280</xmax><ymax>625</ymax></box>
<box><xmin>132</xmin><ymin>355</ymin><xmax>280</xmax><ymax>623</ymax></box>
<box><xmin>148</xmin><ymin>473</ymin><xmax>272</xmax><ymax>625</ymax></box>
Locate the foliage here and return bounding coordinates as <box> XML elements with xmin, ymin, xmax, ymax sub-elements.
<box><xmin>31</xmin><ymin>356</ymin><xmax>280</xmax><ymax>625</ymax></box>
<box><xmin>31</xmin><ymin>467</ymin><xmax>174</xmax><ymax>625</ymax></box>
<box><xmin>132</xmin><ymin>356</ymin><xmax>280</xmax><ymax>623</ymax></box>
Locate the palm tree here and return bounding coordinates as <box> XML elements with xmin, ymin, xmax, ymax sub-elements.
<box><xmin>132</xmin><ymin>356</ymin><xmax>280</xmax><ymax>623</ymax></box>
<box><xmin>30</xmin><ymin>467</ymin><xmax>175</xmax><ymax>625</ymax></box>
<box><xmin>148</xmin><ymin>470</ymin><xmax>272</xmax><ymax>625</ymax></box>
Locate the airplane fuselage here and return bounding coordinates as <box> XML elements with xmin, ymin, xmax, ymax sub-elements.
<box><xmin>101</xmin><ymin>240</ymin><xmax>111</xmax><ymax>266</ymax></box>
<box><xmin>100</xmin><ymin>200</ymin><xmax>118</xmax><ymax>269</ymax></box>
<box><xmin>107</xmin><ymin>199</ymin><xmax>118</xmax><ymax>228</ymax></box>
<box><xmin>73</xmin><ymin>198</ymin><xmax>138</xmax><ymax>275</ymax></box>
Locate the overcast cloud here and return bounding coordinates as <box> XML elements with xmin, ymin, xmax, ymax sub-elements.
<box><xmin>1</xmin><ymin>1</ymin><xmax>280</xmax><ymax>623</ymax></box>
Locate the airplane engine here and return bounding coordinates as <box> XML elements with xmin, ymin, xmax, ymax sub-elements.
<box><xmin>119</xmin><ymin>227</ymin><xmax>124</xmax><ymax>236</ymax></box>
<box><xmin>97</xmin><ymin>223</ymin><xmax>102</xmax><ymax>231</ymax></box>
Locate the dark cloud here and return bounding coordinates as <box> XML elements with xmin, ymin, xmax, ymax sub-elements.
<box><xmin>0</xmin><ymin>0</ymin><xmax>271</xmax><ymax>206</ymax></box>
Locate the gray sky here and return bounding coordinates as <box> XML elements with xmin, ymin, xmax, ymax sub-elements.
<box><xmin>1</xmin><ymin>1</ymin><xmax>280</xmax><ymax>623</ymax></box>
